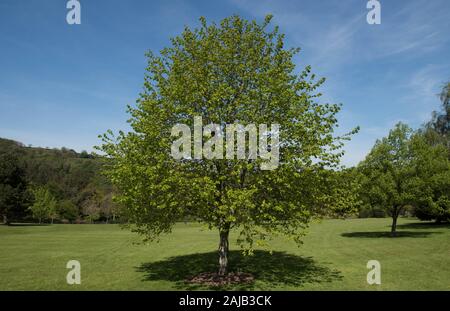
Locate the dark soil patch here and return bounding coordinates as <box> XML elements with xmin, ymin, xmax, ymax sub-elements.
<box><xmin>187</xmin><ymin>272</ymin><xmax>254</xmax><ymax>286</ymax></box>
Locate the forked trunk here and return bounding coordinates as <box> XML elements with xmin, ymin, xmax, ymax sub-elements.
<box><xmin>218</xmin><ymin>229</ymin><xmax>229</xmax><ymax>276</ymax></box>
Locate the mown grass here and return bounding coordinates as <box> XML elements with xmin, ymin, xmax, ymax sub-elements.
<box><xmin>0</xmin><ymin>218</ymin><xmax>448</xmax><ymax>290</ymax></box>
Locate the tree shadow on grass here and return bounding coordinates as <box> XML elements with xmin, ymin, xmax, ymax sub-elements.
<box><xmin>136</xmin><ymin>250</ymin><xmax>342</xmax><ymax>290</ymax></box>
<box><xmin>397</xmin><ymin>222</ymin><xmax>450</xmax><ymax>230</ymax></box>
<box><xmin>341</xmin><ymin>231</ymin><xmax>440</xmax><ymax>238</ymax></box>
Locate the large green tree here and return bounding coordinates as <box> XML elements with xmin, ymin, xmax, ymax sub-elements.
<box><xmin>100</xmin><ymin>15</ymin><xmax>357</xmax><ymax>275</ymax></box>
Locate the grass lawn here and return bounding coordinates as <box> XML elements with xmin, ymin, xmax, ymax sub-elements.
<box><xmin>0</xmin><ymin>218</ymin><xmax>449</xmax><ymax>290</ymax></box>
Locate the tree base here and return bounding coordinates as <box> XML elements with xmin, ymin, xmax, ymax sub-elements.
<box><xmin>187</xmin><ymin>272</ymin><xmax>254</xmax><ymax>287</ymax></box>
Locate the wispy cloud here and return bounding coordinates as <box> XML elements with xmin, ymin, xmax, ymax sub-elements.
<box><xmin>399</xmin><ymin>64</ymin><xmax>449</xmax><ymax>123</ymax></box>
<box><xmin>232</xmin><ymin>0</ymin><xmax>449</xmax><ymax>67</ymax></box>
<box><xmin>230</xmin><ymin>0</ymin><xmax>366</xmax><ymax>71</ymax></box>
<box><xmin>369</xmin><ymin>1</ymin><xmax>449</xmax><ymax>59</ymax></box>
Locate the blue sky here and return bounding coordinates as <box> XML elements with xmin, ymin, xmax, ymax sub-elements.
<box><xmin>0</xmin><ymin>0</ymin><xmax>449</xmax><ymax>166</ymax></box>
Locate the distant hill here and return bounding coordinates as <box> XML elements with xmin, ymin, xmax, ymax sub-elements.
<box><xmin>0</xmin><ymin>137</ymin><xmax>117</xmax><ymax>222</ymax></box>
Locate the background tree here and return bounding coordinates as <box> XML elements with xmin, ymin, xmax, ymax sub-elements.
<box><xmin>313</xmin><ymin>168</ymin><xmax>360</xmax><ymax>219</ymax></box>
<box><xmin>0</xmin><ymin>150</ymin><xmax>29</xmax><ymax>225</ymax></box>
<box><xmin>29</xmin><ymin>187</ymin><xmax>57</xmax><ymax>224</ymax></box>
<box><xmin>408</xmin><ymin>133</ymin><xmax>450</xmax><ymax>223</ymax></box>
<box><xmin>99</xmin><ymin>192</ymin><xmax>117</xmax><ymax>223</ymax></box>
<box><xmin>48</xmin><ymin>199</ymin><xmax>58</xmax><ymax>224</ymax></box>
<box><xmin>82</xmin><ymin>192</ymin><xmax>101</xmax><ymax>224</ymax></box>
<box><xmin>100</xmin><ymin>15</ymin><xmax>357</xmax><ymax>275</ymax></box>
<box><xmin>57</xmin><ymin>200</ymin><xmax>79</xmax><ymax>223</ymax></box>
<box><xmin>357</xmin><ymin>123</ymin><xmax>414</xmax><ymax>236</ymax></box>
<box><xmin>423</xmin><ymin>82</ymin><xmax>450</xmax><ymax>149</ymax></box>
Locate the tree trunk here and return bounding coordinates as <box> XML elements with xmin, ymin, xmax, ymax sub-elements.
<box><xmin>3</xmin><ymin>215</ymin><xmax>10</xmax><ymax>226</ymax></box>
<box><xmin>391</xmin><ymin>214</ymin><xmax>398</xmax><ymax>237</ymax></box>
<box><xmin>218</xmin><ymin>229</ymin><xmax>229</xmax><ymax>276</ymax></box>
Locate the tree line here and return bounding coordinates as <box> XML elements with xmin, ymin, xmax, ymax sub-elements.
<box><xmin>0</xmin><ymin>139</ymin><xmax>119</xmax><ymax>224</ymax></box>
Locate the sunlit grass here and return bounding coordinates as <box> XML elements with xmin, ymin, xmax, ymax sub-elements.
<box><xmin>0</xmin><ymin>218</ymin><xmax>448</xmax><ymax>290</ymax></box>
